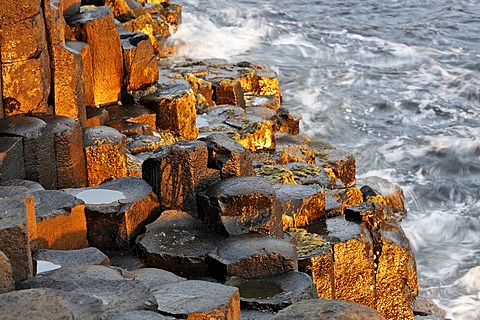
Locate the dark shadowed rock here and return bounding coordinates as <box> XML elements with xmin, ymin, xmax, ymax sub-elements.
<box><xmin>105</xmin><ymin>249</ymin><xmax>146</xmax><ymax>271</ymax></box>
<box><xmin>37</xmin><ymin>116</ymin><xmax>87</xmax><ymax>188</ymax></box>
<box><xmin>413</xmin><ymin>296</ymin><xmax>446</xmax><ymax>319</ymax></box>
<box><xmin>136</xmin><ymin>210</ymin><xmax>224</xmax><ymax>278</ymax></box>
<box><xmin>19</xmin><ymin>265</ymin><xmax>158</xmax><ymax>313</ymax></box>
<box><xmin>65</xmin><ymin>177</ymin><xmax>160</xmax><ymax>249</ymax></box>
<box><xmin>201</xmin><ymin>133</ymin><xmax>255</xmax><ymax>178</ymax></box>
<box><xmin>154</xmin><ymin>280</ymin><xmax>240</xmax><ymax>319</ymax></box>
<box><xmin>0</xmin><ymin>251</ymin><xmax>14</xmax><ymax>294</ymax></box>
<box><xmin>208</xmin><ymin>234</ymin><xmax>297</xmax><ymax>280</ymax></box>
<box><xmin>142</xmin><ymin>140</ymin><xmax>220</xmax><ymax>217</ymax></box>
<box><xmin>106</xmin><ymin>104</ymin><xmax>157</xmax><ymax>133</ymax></box>
<box><xmin>0</xmin><ymin>198</ymin><xmax>33</xmax><ymax>282</ymax></box>
<box><xmin>225</xmin><ymin>271</ymin><xmax>316</xmax><ymax>312</ymax></box>
<box><xmin>198</xmin><ymin>177</ymin><xmax>283</xmax><ymax>237</ymax></box>
<box><xmin>86</xmin><ymin>107</ymin><xmax>109</xmax><ymax>127</ymax></box>
<box><xmin>83</xmin><ymin>126</ymin><xmax>127</xmax><ymax>186</ymax></box>
<box><xmin>0</xmin><ymin>116</ymin><xmax>57</xmax><ymax>189</ymax></box>
<box><xmin>344</xmin><ymin>202</ymin><xmax>387</xmax><ymax>230</ymax></box>
<box><xmin>274</xmin><ymin>184</ymin><xmax>325</xmax><ymax>229</ymax></box>
<box><xmin>66</xmin><ymin>6</ymin><xmax>123</xmax><ymax>106</ymax></box>
<box><xmin>272</xmin><ymin>299</ymin><xmax>385</xmax><ymax>320</ymax></box>
<box><xmin>33</xmin><ymin>247</ymin><xmax>110</xmax><ymax>268</ymax></box>
<box><xmin>0</xmin><ymin>288</ymin><xmax>75</xmax><ymax>320</ymax></box>
<box><xmin>32</xmin><ymin>190</ymin><xmax>87</xmax><ymax>250</ymax></box>
<box><xmin>0</xmin><ymin>137</ymin><xmax>25</xmax><ymax>181</ymax></box>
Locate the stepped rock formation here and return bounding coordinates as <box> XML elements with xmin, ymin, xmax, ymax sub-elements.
<box><xmin>0</xmin><ymin>0</ymin><xmax>444</xmax><ymax>319</ymax></box>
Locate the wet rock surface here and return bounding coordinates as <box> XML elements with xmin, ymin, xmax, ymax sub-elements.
<box><xmin>137</xmin><ymin>209</ymin><xmax>223</xmax><ymax>278</ymax></box>
<box><xmin>225</xmin><ymin>271</ymin><xmax>316</xmax><ymax>312</ymax></box>
<box><xmin>198</xmin><ymin>176</ymin><xmax>283</xmax><ymax>237</ymax></box>
<box><xmin>208</xmin><ymin>234</ymin><xmax>297</xmax><ymax>280</ymax></box>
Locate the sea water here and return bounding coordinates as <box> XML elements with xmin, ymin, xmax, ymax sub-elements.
<box><xmin>171</xmin><ymin>1</ymin><xmax>480</xmax><ymax>318</ymax></box>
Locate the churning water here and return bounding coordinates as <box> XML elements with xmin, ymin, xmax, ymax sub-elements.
<box><xmin>171</xmin><ymin>1</ymin><xmax>480</xmax><ymax>318</ymax></box>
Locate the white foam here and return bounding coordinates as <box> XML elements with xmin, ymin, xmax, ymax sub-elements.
<box><xmin>76</xmin><ymin>189</ymin><xmax>126</xmax><ymax>205</ymax></box>
<box><xmin>37</xmin><ymin>260</ymin><xmax>61</xmax><ymax>274</ymax></box>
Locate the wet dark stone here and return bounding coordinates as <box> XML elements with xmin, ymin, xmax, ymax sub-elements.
<box><xmin>344</xmin><ymin>202</ymin><xmax>387</xmax><ymax>230</ymax></box>
<box><xmin>153</xmin><ymin>279</ymin><xmax>240</xmax><ymax>319</ymax></box>
<box><xmin>201</xmin><ymin>133</ymin><xmax>255</xmax><ymax>178</ymax></box>
<box><xmin>272</xmin><ymin>299</ymin><xmax>385</xmax><ymax>320</ymax></box>
<box><xmin>208</xmin><ymin>234</ymin><xmax>297</xmax><ymax>280</ymax></box>
<box><xmin>0</xmin><ymin>116</ymin><xmax>57</xmax><ymax>189</ymax></box>
<box><xmin>0</xmin><ymin>137</ymin><xmax>25</xmax><ymax>182</ymax></box>
<box><xmin>359</xmin><ymin>176</ymin><xmax>407</xmax><ymax>217</ymax></box>
<box><xmin>241</xmin><ymin>310</ymin><xmax>276</xmax><ymax>320</ymax></box>
<box><xmin>142</xmin><ymin>140</ymin><xmax>220</xmax><ymax>217</ymax></box>
<box><xmin>101</xmin><ymin>310</ymin><xmax>175</xmax><ymax>320</ymax></box>
<box><xmin>105</xmin><ymin>104</ymin><xmax>156</xmax><ymax>135</ymax></box>
<box><xmin>225</xmin><ymin>271</ymin><xmax>316</xmax><ymax>312</ymax></box>
<box><xmin>136</xmin><ymin>210</ymin><xmax>224</xmax><ymax>278</ymax></box>
<box><xmin>132</xmin><ymin>268</ymin><xmax>186</xmax><ymax>291</ymax></box>
<box><xmin>198</xmin><ymin>176</ymin><xmax>283</xmax><ymax>237</ymax></box>
<box><xmin>85</xmin><ymin>107</ymin><xmax>109</xmax><ymax>127</ymax></box>
<box><xmin>105</xmin><ymin>250</ymin><xmax>146</xmax><ymax>271</ymax></box>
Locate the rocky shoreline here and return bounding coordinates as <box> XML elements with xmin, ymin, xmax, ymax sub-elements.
<box><xmin>0</xmin><ymin>0</ymin><xmax>445</xmax><ymax>319</ymax></box>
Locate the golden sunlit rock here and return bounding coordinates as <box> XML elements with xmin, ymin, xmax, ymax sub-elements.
<box><xmin>83</xmin><ymin>126</ymin><xmax>128</xmax><ymax>186</ymax></box>
<box><xmin>67</xmin><ymin>6</ymin><xmax>123</xmax><ymax>107</ymax></box>
<box><xmin>33</xmin><ymin>190</ymin><xmax>88</xmax><ymax>250</ymax></box>
<box><xmin>0</xmin><ymin>0</ymin><xmax>40</xmax><ymax>26</ymax></box>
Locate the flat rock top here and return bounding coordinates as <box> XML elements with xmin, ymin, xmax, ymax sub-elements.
<box><xmin>33</xmin><ymin>247</ymin><xmax>110</xmax><ymax>267</ymax></box>
<box><xmin>36</xmin><ymin>115</ymin><xmax>79</xmax><ymax>134</ymax></box>
<box><xmin>102</xmin><ymin>310</ymin><xmax>175</xmax><ymax>320</ymax></box>
<box><xmin>0</xmin><ymin>116</ymin><xmax>47</xmax><ymax>138</ymax></box>
<box><xmin>132</xmin><ymin>268</ymin><xmax>186</xmax><ymax>291</ymax></box>
<box><xmin>32</xmin><ymin>190</ymin><xmax>84</xmax><ymax>221</ymax></box>
<box><xmin>140</xmin><ymin>77</ymin><xmax>192</xmax><ymax>102</ymax></box>
<box><xmin>211</xmin><ymin>234</ymin><xmax>296</xmax><ymax>263</ymax></box>
<box><xmin>207</xmin><ymin>176</ymin><xmax>275</xmax><ymax>198</ymax></box>
<box><xmin>0</xmin><ymin>288</ymin><xmax>74</xmax><ymax>320</ymax></box>
<box><xmin>83</xmin><ymin>125</ymin><xmax>125</xmax><ymax>147</ymax></box>
<box><xmin>66</xmin><ymin>5</ymin><xmax>111</xmax><ymax>25</ymax></box>
<box><xmin>0</xmin><ymin>179</ymin><xmax>44</xmax><ymax>191</ymax></box>
<box><xmin>201</xmin><ymin>133</ymin><xmax>248</xmax><ymax>153</ymax></box>
<box><xmin>65</xmin><ymin>177</ymin><xmax>154</xmax><ymax>207</ymax></box>
<box><xmin>273</xmin><ymin>184</ymin><xmax>324</xmax><ymax>201</ymax></box>
<box><xmin>324</xmin><ymin>216</ymin><xmax>363</xmax><ymax>243</ymax></box>
<box><xmin>272</xmin><ymin>299</ymin><xmax>385</xmax><ymax>320</ymax></box>
<box><xmin>138</xmin><ymin>210</ymin><xmax>222</xmax><ymax>256</ymax></box>
<box><xmin>154</xmin><ymin>280</ymin><xmax>238</xmax><ymax>316</ymax></box>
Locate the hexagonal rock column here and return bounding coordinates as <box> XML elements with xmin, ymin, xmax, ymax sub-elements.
<box><xmin>0</xmin><ymin>137</ymin><xmax>25</xmax><ymax>181</ymax></box>
<box><xmin>19</xmin><ymin>265</ymin><xmax>158</xmax><ymax>314</ymax></box>
<box><xmin>225</xmin><ymin>115</ymin><xmax>276</xmax><ymax>152</ymax></box>
<box><xmin>327</xmin><ymin>217</ymin><xmax>376</xmax><ymax>309</ymax></box>
<box><xmin>154</xmin><ymin>280</ymin><xmax>240</xmax><ymax>319</ymax></box>
<box><xmin>120</xmin><ymin>31</ymin><xmax>159</xmax><ymax>91</ymax></box>
<box><xmin>106</xmin><ymin>104</ymin><xmax>157</xmax><ymax>133</ymax></box>
<box><xmin>291</xmin><ymin>228</ymin><xmax>334</xmax><ymax>299</ymax></box>
<box><xmin>32</xmin><ymin>190</ymin><xmax>87</xmax><ymax>250</ymax></box>
<box><xmin>0</xmin><ymin>288</ymin><xmax>75</xmax><ymax>320</ymax></box>
<box><xmin>208</xmin><ymin>234</ymin><xmax>297</xmax><ymax>281</ymax></box>
<box><xmin>142</xmin><ymin>140</ymin><xmax>220</xmax><ymax>217</ymax></box>
<box><xmin>197</xmin><ymin>177</ymin><xmax>283</xmax><ymax>237</ymax></box>
<box><xmin>0</xmin><ymin>116</ymin><xmax>57</xmax><ymax>189</ymax></box>
<box><xmin>136</xmin><ymin>210</ymin><xmax>224</xmax><ymax>278</ymax></box>
<box><xmin>274</xmin><ymin>184</ymin><xmax>326</xmax><ymax>229</ymax></box>
<box><xmin>200</xmin><ymin>133</ymin><xmax>255</xmax><ymax>178</ymax></box>
<box><xmin>140</xmin><ymin>77</ymin><xmax>198</xmax><ymax>140</ymax></box>
<box><xmin>83</xmin><ymin>126</ymin><xmax>127</xmax><ymax>186</ymax></box>
<box><xmin>0</xmin><ymin>251</ymin><xmax>14</xmax><ymax>294</ymax></box>
<box><xmin>65</xmin><ymin>177</ymin><xmax>160</xmax><ymax>250</ymax></box>
<box><xmin>66</xmin><ymin>6</ymin><xmax>124</xmax><ymax>106</ymax></box>
<box><xmin>272</xmin><ymin>299</ymin><xmax>385</xmax><ymax>320</ymax></box>
<box><xmin>375</xmin><ymin>218</ymin><xmax>418</xmax><ymax>320</ymax></box>
<box><xmin>344</xmin><ymin>202</ymin><xmax>387</xmax><ymax>231</ymax></box>
<box><xmin>225</xmin><ymin>271</ymin><xmax>316</xmax><ymax>312</ymax></box>
<box><xmin>0</xmin><ymin>9</ymin><xmax>51</xmax><ymax>116</ymax></box>
<box><xmin>313</xmin><ymin>147</ymin><xmax>356</xmax><ymax>188</ymax></box>
<box><xmin>360</xmin><ymin>176</ymin><xmax>407</xmax><ymax>217</ymax></box>
<box><xmin>0</xmin><ymin>198</ymin><xmax>33</xmax><ymax>282</ymax></box>
<box><xmin>37</xmin><ymin>116</ymin><xmax>87</xmax><ymax>188</ymax></box>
